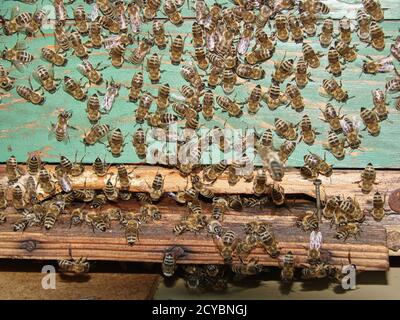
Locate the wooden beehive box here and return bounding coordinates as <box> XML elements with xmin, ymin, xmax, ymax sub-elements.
<box><xmin>0</xmin><ymin>0</ymin><xmax>399</xmax><ymax>272</ymax></box>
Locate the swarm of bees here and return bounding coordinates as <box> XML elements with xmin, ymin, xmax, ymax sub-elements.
<box><xmin>0</xmin><ymin>0</ymin><xmax>398</xmax><ymax>286</ymax></box>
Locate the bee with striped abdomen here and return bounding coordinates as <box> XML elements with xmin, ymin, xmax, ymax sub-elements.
<box><xmin>16</xmin><ymin>81</ymin><xmax>45</xmax><ymax>105</ymax></box>
<box><xmin>107</xmin><ymin>128</ymin><xmax>126</xmax><ymax>157</ymax></box>
<box><xmin>78</xmin><ymin>59</ymin><xmax>106</xmax><ymax>85</ymax></box>
<box><xmin>63</xmin><ymin>76</ymin><xmax>87</xmax><ymax>101</ymax></box>
<box><xmin>293</xmin><ymin>57</ymin><xmax>312</xmax><ymax>89</ymax></box>
<box><xmin>128</xmin><ymin>72</ymin><xmax>144</xmax><ymax>103</ymax></box>
<box><xmin>162</xmin><ymin>246</ymin><xmax>185</xmax><ymax>277</ymax></box>
<box><xmin>92</xmin><ymin>156</ymin><xmax>110</xmax><ymax>177</ymax></box>
<box><xmin>326</xmin><ymin>47</ymin><xmax>344</xmax><ymax>77</ymax></box>
<box><xmin>297</xmin><ymin>210</ymin><xmax>318</xmax><ymax>232</ymax></box>
<box><xmin>302</xmin><ymin>43</ymin><xmax>323</xmax><ymax>69</ymax></box>
<box><xmin>280</xmin><ymin>251</ymin><xmax>295</xmax><ymax>283</ymax></box>
<box><xmin>272</xmin><ymin>55</ymin><xmax>294</xmax><ymax>84</ymax></box>
<box><xmin>146</xmin><ymin>53</ymin><xmax>162</xmax><ymax>84</ymax></box>
<box><xmin>274</xmin><ymin>118</ymin><xmax>297</xmax><ymax>141</ymax></box>
<box><xmin>371</xmin><ymin>89</ymin><xmax>389</xmax><ymax>121</ymax></box>
<box><xmin>360</xmin><ymin>107</ymin><xmax>380</xmax><ymax>136</ymax></box>
<box><xmin>369</xmin><ymin>21</ymin><xmax>386</xmax><ymax>51</ymax></box>
<box><xmin>285</xmin><ymin>83</ymin><xmax>305</xmax><ymax>112</ymax></box>
<box><xmin>83</xmin><ymin>124</ymin><xmax>110</xmax><ymax>146</ymax></box>
<box><xmin>50</xmin><ymin>109</ymin><xmax>76</xmax><ymax>143</ymax></box>
<box><xmin>366</xmin><ymin>191</ymin><xmax>390</xmax><ymax>221</ymax></box>
<box><xmin>362</xmin><ymin>0</ymin><xmax>385</xmax><ymax>22</ymax></box>
<box><xmin>299</xmin><ymin>115</ymin><xmax>318</xmax><ymax>145</ymax></box>
<box><xmin>274</xmin><ymin>14</ymin><xmax>289</xmax><ymax>42</ymax></box>
<box><xmin>319</xmin><ymin>19</ymin><xmax>334</xmax><ymax>48</ymax></box>
<box><xmin>324</xmin><ymin>131</ymin><xmax>345</xmax><ymax>160</ymax></box>
<box><xmin>320</xmin><ymin>79</ymin><xmax>351</xmax><ymax>103</ymax></box>
<box><xmin>39</xmin><ymin>168</ymin><xmax>55</xmax><ymax>194</ymax></box>
<box><xmin>41</xmin><ymin>47</ymin><xmax>67</xmax><ymax>66</ymax></box>
<box><xmin>335</xmin><ymin>223</ymin><xmax>361</xmax><ymax>241</ymax></box>
<box><xmin>355</xmin><ymin>163</ymin><xmax>377</xmax><ymax>194</ymax></box>
<box><xmin>86</xmin><ymin>94</ymin><xmax>101</xmax><ymax>124</ymax></box>
<box><xmin>341</xmin><ymin>117</ymin><xmax>362</xmax><ymax>150</ymax></box>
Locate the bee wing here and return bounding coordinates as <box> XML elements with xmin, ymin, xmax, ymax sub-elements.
<box><xmin>77</xmin><ymin>63</ymin><xmax>87</xmax><ymax>76</ymax></box>
<box><xmin>12</xmin><ymin>60</ymin><xmax>25</xmax><ymax>73</ymax></box>
<box><xmin>10</xmin><ymin>5</ymin><xmax>20</xmax><ymax>20</ymax></box>
<box><xmin>309</xmin><ymin>231</ymin><xmax>322</xmax><ymax>249</ymax></box>
<box><xmin>31</xmin><ymin>69</ymin><xmax>42</xmax><ymax>84</ymax></box>
<box><xmin>90</xmin><ymin>2</ymin><xmax>99</xmax><ymax>21</ymax></box>
<box><xmin>14</xmin><ymin>40</ymin><xmax>27</xmax><ymax>51</ymax></box>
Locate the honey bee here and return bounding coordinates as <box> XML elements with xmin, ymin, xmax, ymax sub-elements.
<box><xmin>360</xmin><ymin>107</ymin><xmax>380</xmax><ymax>137</ymax></box>
<box><xmin>254</xmin><ymin>29</ymin><xmax>276</xmax><ymax>52</ymax></box>
<box><xmin>319</xmin><ymin>18</ymin><xmax>334</xmax><ymax>48</ymax></box>
<box><xmin>50</xmin><ymin>109</ymin><xmax>75</xmax><ymax>143</ymax></box>
<box><xmin>257</xmin><ymin>223</ymin><xmax>280</xmax><ymax>258</ymax></box>
<box><xmin>39</xmin><ymin>168</ymin><xmax>56</xmax><ymax>194</ymax></box>
<box><xmin>288</xmin><ymin>13</ymin><xmax>303</xmax><ymax>43</ymax></box>
<box><xmin>1</xmin><ymin>6</ymin><xmax>31</xmax><ymax>35</ymax></box>
<box><xmin>274</xmin><ymin>14</ymin><xmax>289</xmax><ymax>42</ymax></box>
<box><xmin>127</xmin><ymin>72</ymin><xmax>144</xmax><ymax>103</ymax></box>
<box><xmin>356</xmin><ymin>9</ymin><xmax>371</xmax><ymax>43</ymax></box>
<box><xmin>299</xmin><ymin>115</ymin><xmax>318</xmax><ymax>145</ymax></box>
<box><xmin>245</xmin><ymin>47</ymin><xmax>273</xmax><ymax>66</ymax></box>
<box><xmin>299</xmin><ymin>0</ymin><xmax>330</xmax><ymax>14</ymax></box>
<box><xmin>292</xmin><ymin>57</ymin><xmax>312</xmax><ymax>89</ymax></box>
<box><xmin>54</xmin><ymin>165</ymin><xmax>72</xmax><ymax>193</ymax></box>
<box><xmin>16</xmin><ymin>83</ymin><xmax>45</xmax><ymax>105</ymax></box>
<box><xmin>85</xmin><ymin>211</ymin><xmax>109</xmax><ymax>232</ymax></box>
<box><xmin>320</xmin><ymin>103</ymin><xmax>344</xmax><ymax>133</ymax></box>
<box><xmin>132</xmin><ymin>128</ymin><xmax>147</xmax><ymax>159</ymax></box>
<box><xmin>41</xmin><ymin>47</ymin><xmax>67</xmax><ymax>67</ymax></box>
<box><xmin>135</xmin><ymin>92</ymin><xmax>153</xmax><ymax>124</ymax></box>
<box><xmin>181</xmin><ymin>63</ymin><xmax>204</xmax><ymax>92</ymax></box>
<box><xmin>324</xmin><ymin>131</ymin><xmax>346</xmax><ymax>160</ymax></box>
<box><xmin>148</xmin><ymin>172</ymin><xmax>164</xmax><ymax>201</ymax></box>
<box><xmin>263</xmin><ymin>83</ymin><xmax>285</xmax><ymax>111</ymax></box>
<box><xmin>58</xmin><ymin>247</ymin><xmax>90</xmax><ymax>274</ymax></box>
<box><xmin>86</xmin><ymin>21</ymin><xmax>103</xmax><ymax>49</ymax></box>
<box><xmin>127</xmin><ymin>37</ymin><xmax>153</xmax><ymax>65</ymax></box>
<box><xmin>124</xmin><ymin>219</ymin><xmax>140</xmax><ymax>246</ymax></box>
<box><xmin>323</xmin><ymin>195</ymin><xmax>341</xmax><ymax>220</ymax></box>
<box><xmin>253</xmin><ymin>168</ymin><xmax>268</xmax><ymax>196</ymax></box>
<box><xmin>168</xmin><ymin>34</ymin><xmax>187</xmax><ymax>65</ymax></box>
<box><xmin>108</xmin><ymin>43</ymin><xmax>126</xmax><ymax>68</ymax></box>
<box><xmin>232</xmin><ymin>257</ymin><xmax>263</xmax><ymax>276</ymax></box>
<box><xmin>297</xmin><ymin>210</ymin><xmax>318</xmax><ymax>231</ymax></box>
<box><xmin>278</xmin><ymin>140</ymin><xmax>296</xmax><ymax>163</ymax></box>
<box><xmin>0</xmin><ymin>64</ymin><xmax>15</xmax><ymax>91</ymax></box>
<box><xmin>207</xmin><ymin>65</ymin><xmax>222</xmax><ymax>88</ymax></box>
<box><xmin>202</xmin><ymin>90</ymin><xmax>215</xmax><ymax>120</ymax></box>
<box><xmin>326</xmin><ymin>47</ymin><xmax>344</xmax><ymax>77</ymax></box>
<box><xmin>255</xmin><ymin>5</ymin><xmax>273</xmax><ymax>29</ymax></box>
<box><xmin>98</xmin><ymin>79</ymin><xmax>121</xmax><ymax>114</ymax></box>
<box><xmin>6</xmin><ymin>156</ymin><xmax>23</xmax><ymax>184</ymax></box>
<box><xmin>272</xmin><ymin>55</ymin><xmax>294</xmax><ymax>84</ymax></box>
<box><xmin>214</xmin><ymin>229</ymin><xmax>238</xmax><ymax>264</ymax></box>
<box><xmin>83</xmin><ymin>124</ymin><xmax>110</xmax><ymax>145</ymax></box>
<box><xmin>103</xmin><ymin>176</ymin><xmax>119</xmax><ymax>201</ymax></box>
<box><xmin>25</xmin><ymin>8</ymin><xmax>48</xmax><ymax>37</ymax></box>
<box><xmin>63</xmin><ymin>76</ymin><xmax>87</xmax><ymax>101</ymax></box>
<box><xmin>302</xmin><ymin>43</ymin><xmax>322</xmax><ymax>69</ymax></box>
<box><xmin>151</xmin><ymin>21</ymin><xmax>166</xmax><ymax>50</ymax></box>
<box><xmin>355</xmin><ymin>163</ymin><xmax>377</xmax><ymax>194</ymax></box>
<box><xmin>274</xmin><ymin>118</ymin><xmax>297</xmax><ymax>141</ymax></box>
<box><xmin>163</xmin><ymin>0</ymin><xmax>183</xmax><ymax>26</ymax></box>
<box><xmin>44</xmin><ymin>201</ymin><xmax>63</xmax><ymax>230</ymax></box>
<box><xmin>216</xmin><ymin>96</ymin><xmax>243</xmax><ymax>118</ymax></box>
<box><xmin>245</xmin><ymin>85</ymin><xmax>262</xmax><ymax>114</ymax></box>
<box><xmin>362</xmin><ymin>0</ymin><xmax>384</xmax><ymax>22</ymax></box>
<box><xmin>300</xmin><ymin>10</ymin><xmax>317</xmax><ymax>37</ymax></box>
<box><xmin>391</xmin><ymin>35</ymin><xmax>400</xmax><ymax>62</ymax></box>
<box><xmin>280</xmin><ymin>251</ymin><xmax>295</xmax><ymax>283</ymax></box>
<box><xmin>146</xmin><ymin>53</ymin><xmax>162</xmax><ymax>84</ymax></box>
<box><xmin>0</xmin><ymin>184</ymin><xmax>8</xmax><ymax>210</ymax></box>
<box><xmin>12</xmin><ymin>184</ymin><xmax>26</xmax><ymax>210</ymax></box>
<box><xmin>334</xmin><ymin>41</ymin><xmax>357</xmax><ymax>64</ymax></box>
<box><xmin>162</xmin><ymin>246</ymin><xmax>185</xmax><ymax>277</ymax></box>
<box><xmin>86</xmin><ymin>94</ymin><xmax>101</xmax><ymax>124</ymax></box>
<box><xmin>221</xmin><ymin>69</ymin><xmax>237</xmax><ymax>95</ymax></box>
<box><xmin>335</xmin><ymin>223</ymin><xmax>361</xmax><ymax>241</ymax></box>
<box><xmin>321</xmin><ymin>79</ymin><xmax>351</xmax><ymax>103</ymax></box>
<box><xmin>369</xmin><ymin>21</ymin><xmax>386</xmax><ymax>51</ymax></box>
<box><xmin>366</xmin><ymin>191</ymin><xmax>390</xmax><ymax>221</ymax></box>
<box><xmin>143</xmin><ymin>0</ymin><xmax>161</xmax><ymax>21</ymax></box>
<box><xmin>204</xmin><ymin>160</ymin><xmax>228</xmax><ymax>182</ymax></box>
<box><xmin>61</xmin><ymin>152</ymin><xmax>85</xmax><ymax>177</ymax></box>
<box><xmin>362</xmin><ymin>55</ymin><xmax>393</xmax><ymax>76</ymax></box>
<box><xmin>73</xmin><ymin>5</ymin><xmax>88</xmax><ymax>34</ymax></box>
<box><xmin>338</xmin><ymin>17</ymin><xmax>352</xmax><ymax>44</ymax></box>
<box><xmin>341</xmin><ymin>117</ymin><xmax>362</xmax><ymax>149</ymax></box>
<box><xmin>285</xmin><ymin>83</ymin><xmax>305</xmax><ymax>112</ymax></box>
<box><xmin>371</xmin><ymin>89</ymin><xmax>388</xmax><ymax>121</ymax></box>
<box><xmin>32</xmin><ymin>65</ymin><xmax>60</xmax><ymax>93</ymax></box>
<box><xmin>69</xmin><ymin>31</ymin><xmax>89</xmax><ymax>59</ymax></box>
<box><xmin>92</xmin><ymin>155</ymin><xmax>110</xmax><ymax>176</ymax></box>
<box><xmin>97</xmin><ymin>15</ymin><xmax>120</xmax><ymax>34</ymax></box>
<box><xmin>236</xmin><ymin>63</ymin><xmax>265</xmax><ymax>80</ymax></box>
<box><xmin>107</xmin><ymin>128</ymin><xmax>126</xmax><ymax>157</ymax></box>
<box><xmin>270</xmin><ymin>183</ymin><xmax>286</xmax><ymax>207</ymax></box>
<box><xmin>78</xmin><ymin>59</ymin><xmax>106</xmax><ymax>85</ymax></box>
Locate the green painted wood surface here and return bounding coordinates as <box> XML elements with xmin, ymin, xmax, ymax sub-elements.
<box><xmin>0</xmin><ymin>1</ymin><xmax>399</xmax><ymax>169</ymax></box>
<box><xmin>2</xmin><ymin>0</ymin><xmax>400</xmax><ymax>20</ymax></box>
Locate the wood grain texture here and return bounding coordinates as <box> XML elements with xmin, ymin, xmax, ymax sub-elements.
<box><xmin>0</xmin><ymin>198</ymin><xmax>389</xmax><ymax>271</ymax></box>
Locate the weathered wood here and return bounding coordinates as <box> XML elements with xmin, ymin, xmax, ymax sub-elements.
<box><xmin>1</xmin><ymin>165</ymin><xmax>397</xmax><ymax>211</ymax></box>
<box><xmin>0</xmin><ymin>197</ymin><xmax>390</xmax><ymax>271</ymax></box>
